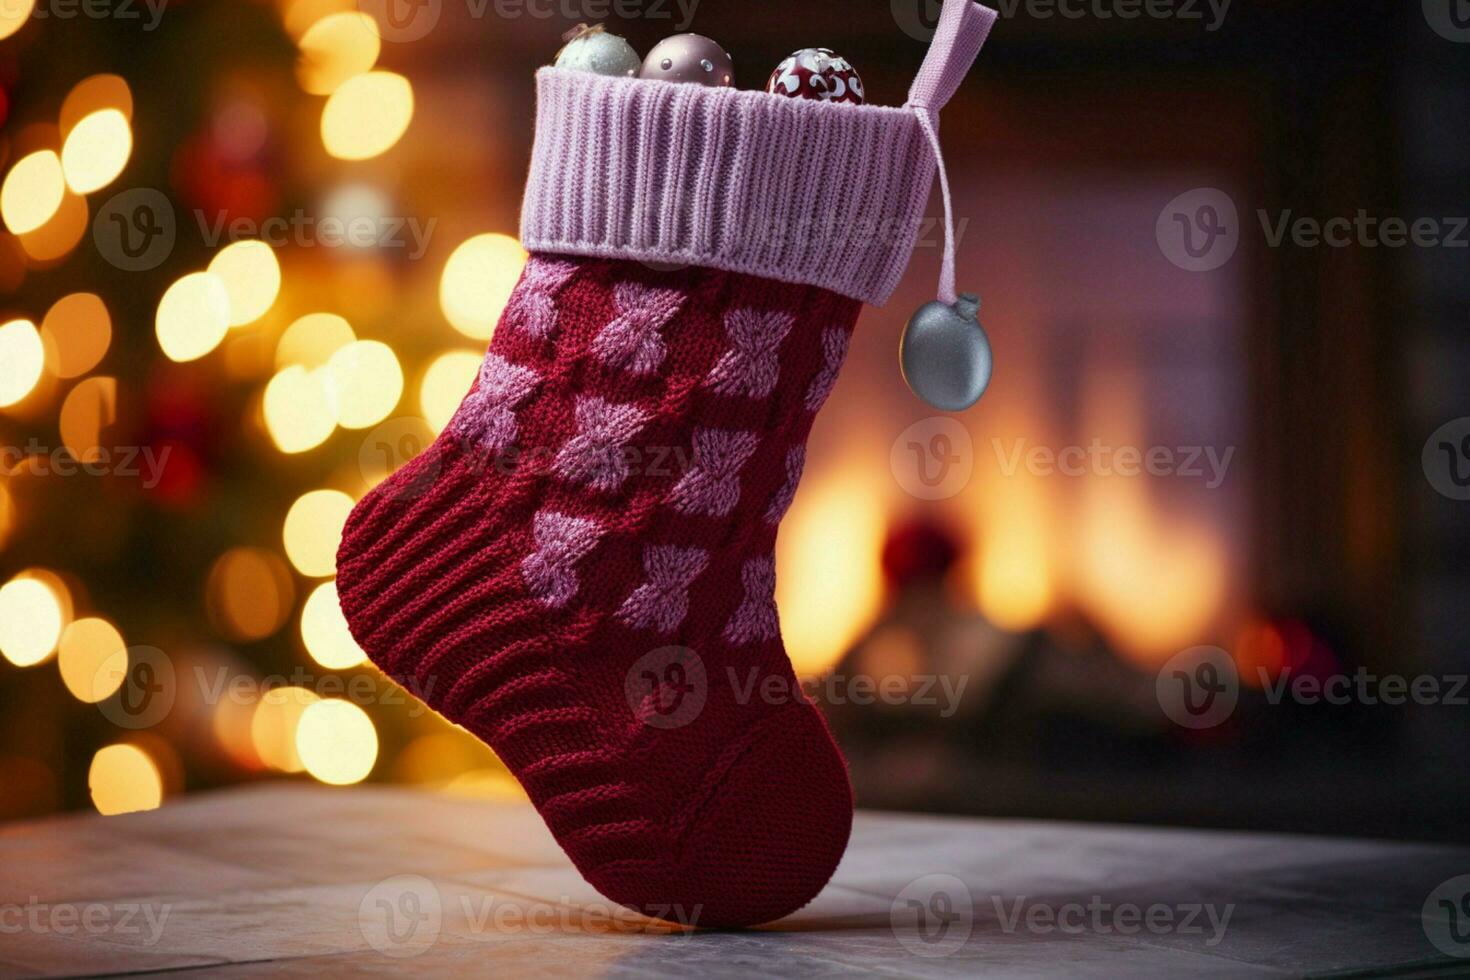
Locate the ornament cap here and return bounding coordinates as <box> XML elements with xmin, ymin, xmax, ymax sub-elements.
<box><xmin>954</xmin><ymin>292</ymin><xmax>980</xmax><ymax>321</ymax></box>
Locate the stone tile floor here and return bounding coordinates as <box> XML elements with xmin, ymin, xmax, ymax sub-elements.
<box><xmin>3</xmin><ymin>784</ymin><xmax>1468</xmax><ymax>978</ymax></box>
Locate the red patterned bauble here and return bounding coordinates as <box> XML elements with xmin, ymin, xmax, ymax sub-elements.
<box><xmin>764</xmin><ymin>48</ymin><xmax>865</xmax><ymax>105</ymax></box>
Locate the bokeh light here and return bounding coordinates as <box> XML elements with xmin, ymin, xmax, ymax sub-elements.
<box><xmin>295</xmin><ymin>698</ymin><xmax>377</xmax><ymax>785</ymax></box>
<box><xmin>325</xmin><ymin>339</ymin><xmax>403</xmax><ymax>429</ymax></box>
<box><xmin>41</xmin><ymin>293</ymin><xmax>111</xmax><ymax>379</ymax></box>
<box><xmin>439</xmin><ymin>234</ymin><xmax>526</xmax><ymax>340</ymax></box>
<box><xmin>276</xmin><ymin>312</ymin><xmax>356</xmax><ymax>369</ymax></box>
<box><xmin>59</xmin><ymin>376</ymin><xmax>118</xmax><ymax>462</ymax></box>
<box><xmin>59</xmin><ymin>74</ymin><xmax>133</xmax><ymax>134</ymax></box>
<box><xmin>300</xmin><ymin>581</ymin><xmax>366</xmax><ymax>669</ymax></box>
<box><xmin>263</xmin><ymin>365</ymin><xmax>337</xmax><ymax>454</ymax></box>
<box><xmin>0</xmin><ymin>484</ymin><xmax>13</xmax><ymax>550</ymax></box>
<box><xmin>60</xmin><ymin>109</ymin><xmax>133</xmax><ymax>194</ymax></box>
<box><xmin>17</xmin><ymin>190</ymin><xmax>89</xmax><ymax>263</ymax></box>
<box><xmin>206</xmin><ymin>547</ymin><xmax>296</xmax><ymax>642</ymax></box>
<box><xmin>88</xmin><ymin>744</ymin><xmax>163</xmax><ymax>815</ymax></box>
<box><xmin>156</xmin><ymin>272</ymin><xmax>232</xmax><ymax>362</ymax></box>
<box><xmin>419</xmin><ymin>350</ymin><xmax>481</xmax><ymax>433</ymax></box>
<box><xmin>2</xmin><ymin>150</ymin><xmax>66</xmax><ymax>235</ymax></box>
<box><xmin>250</xmin><ymin>686</ymin><xmax>320</xmax><ymax>772</ymax></box>
<box><xmin>0</xmin><ymin>319</ymin><xmax>45</xmax><ymax>408</ymax></box>
<box><xmin>0</xmin><ymin>0</ymin><xmax>35</xmax><ymax>41</ymax></box>
<box><xmin>282</xmin><ymin>489</ymin><xmax>355</xmax><ymax>577</ymax></box>
<box><xmin>207</xmin><ymin>241</ymin><xmax>282</xmax><ymax>326</ymax></box>
<box><xmin>57</xmin><ymin>618</ymin><xmax>128</xmax><ymax>703</ymax></box>
<box><xmin>297</xmin><ymin>12</ymin><xmax>380</xmax><ymax>95</ymax></box>
<box><xmin>320</xmin><ymin>71</ymin><xmax>413</xmax><ymax>161</ymax></box>
<box><xmin>0</xmin><ymin>572</ymin><xmax>68</xmax><ymax>668</ymax></box>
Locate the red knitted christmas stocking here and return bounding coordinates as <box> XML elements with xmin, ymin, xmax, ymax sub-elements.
<box><xmin>337</xmin><ymin>254</ymin><xmax>859</xmax><ymax>927</ymax></box>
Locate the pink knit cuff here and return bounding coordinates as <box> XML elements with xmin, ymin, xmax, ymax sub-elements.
<box><xmin>519</xmin><ymin>4</ymin><xmax>996</xmax><ymax>308</ymax></box>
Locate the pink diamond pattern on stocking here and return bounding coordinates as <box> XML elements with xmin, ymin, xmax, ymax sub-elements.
<box><xmin>668</xmin><ymin>428</ymin><xmax>760</xmax><ymax>518</ymax></box>
<box><xmin>553</xmin><ymin>396</ymin><xmax>651</xmax><ymax>493</ymax></box>
<box><xmin>591</xmin><ymin>280</ymin><xmax>688</xmax><ymax>376</ymax></box>
<box><xmin>521</xmin><ymin>510</ymin><xmax>605</xmax><ymax>608</ymax></box>
<box><xmin>723</xmin><ymin>556</ymin><xmax>779</xmax><ymax>645</ymax></box>
<box><xmin>705</xmin><ymin>308</ymin><xmax>795</xmax><ymax>399</ymax></box>
<box><xmin>617</xmin><ymin>544</ymin><xmax>710</xmax><ymax>634</ymax></box>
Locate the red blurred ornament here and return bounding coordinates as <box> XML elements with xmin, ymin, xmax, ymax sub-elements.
<box><xmin>765</xmin><ymin>48</ymin><xmax>865</xmax><ymax>105</ymax></box>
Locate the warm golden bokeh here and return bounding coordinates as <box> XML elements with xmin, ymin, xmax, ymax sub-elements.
<box><xmin>0</xmin><ymin>319</ymin><xmax>45</xmax><ymax>408</ymax></box>
<box><xmin>1</xmin><ymin>151</ymin><xmax>65</xmax><ymax>235</ymax></box>
<box><xmin>58</xmin><ymin>377</ymin><xmax>118</xmax><ymax>462</ymax></box>
<box><xmin>156</xmin><ymin>272</ymin><xmax>232</xmax><ymax>362</ymax></box>
<box><xmin>60</xmin><ymin>109</ymin><xmax>133</xmax><ymax>194</ymax></box>
<box><xmin>320</xmin><ymin>71</ymin><xmax>413</xmax><ymax>161</ymax></box>
<box><xmin>88</xmin><ymin>744</ymin><xmax>163</xmax><ymax>816</ymax></box>
<box><xmin>57</xmin><ymin>618</ymin><xmax>129</xmax><ymax>704</ymax></box>
<box><xmin>206</xmin><ymin>548</ymin><xmax>297</xmax><ymax>642</ymax></box>
<box><xmin>208</xmin><ymin>241</ymin><xmax>283</xmax><ymax>327</ymax></box>
<box><xmin>250</xmin><ymin>686</ymin><xmax>321</xmax><ymax>773</ymax></box>
<box><xmin>325</xmin><ymin>339</ymin><xmax>403</xmax><ymax>429</ymax></box>
<box><xmin>419</xmin><ymin>350</ymin><xmax>482</xmax><ymax>434</ymax></box>
<box><xmin>295</xmin><ymin>698</ymin><xmax>377</xmax><ymax>785</ymax></box>
<box><xmin>0</xmin><ymin>572</ymin><xmax>70</xmax><ymax>669</ymax></box>
<box><xmin>0</xmin><ymin>0</ymin><xmax>35</xmax><ymax>41</ymax></box>
<box><xmin>263</xmin><ymin>366</ymin><xmax>338</xmax><ymax>454</ymax></box>
<box><xmin>300</xmin><ymin>581</ymin><xmax>366</xmax><ymax>669</ymax></box>
<box><xmin>41</xmin><ymin>293</ymin><xmax>112</xmax><ymax>379</ymax></box>
<box><xmin>59</xmin><ymin>74</ymin><xmax>134</xmax><ymax>134</ymax></box>
<box><xmin>439</xmin><ymin>234</ymin><xmax>526</xmax><ymax>340</ymax></box>
<box><xmin>276</xmin><ymin>312</ymin><xmax>356</xmax><ymax>369</ymax></box>
<box><xmin>282</xmin><ymin>489</ymin><xmax>356</xmax><ymax>577</ymax></box>
<box><xmin>297</xmin><ymin>12</ymin><xmax>380</xmax><ymax>95</ymax></box>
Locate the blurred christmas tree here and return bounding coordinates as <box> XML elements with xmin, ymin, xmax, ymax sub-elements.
<box><xmin>0</xmin><ymin>0</ymin><xmax>526</xmax><ymax>819</ymax></box>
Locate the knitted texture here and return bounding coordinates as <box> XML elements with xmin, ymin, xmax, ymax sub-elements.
<box><xmin>520</xmin><ymin>67</ymin><xmax>940</xmax><ymax>307</ymax></box>
<box><xmin>337</xmin><ymin>254</ymin><xmax>859</xmax><ymax>928</ymax></box>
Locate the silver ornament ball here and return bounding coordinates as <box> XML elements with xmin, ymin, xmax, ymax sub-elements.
<box><xmin>554</xmin><ymin>25</ymin><xmax>641</xmax><ymax>77</ymax></box>
<box><xmin>640</xmin><ymin>33</ymin><xmax>735</xmax><ymax>87</ymax></box>
<box><xmin>899</xmin><ymin>293</ymin><xmax>993</xmax><ymax>412</ymax></box>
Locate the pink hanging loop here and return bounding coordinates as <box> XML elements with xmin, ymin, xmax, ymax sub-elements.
<box><xmin>903</xmin><ymin>0</ymin><xmax>998</xmax><ymax>305</ymax></box>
